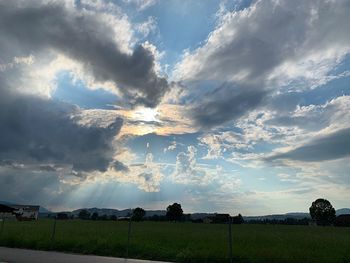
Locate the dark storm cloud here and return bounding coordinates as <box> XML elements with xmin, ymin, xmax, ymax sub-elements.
<box><xmin>0</xmin><ymin>88</ymin><xmax>122</xmax><ymax>172</ymax></box>
<box><xmin>0</xmin><ymin>1</ymin><xmax>169</xmax><ymax>107</ymax></box>
<box><xmin>0</xmin><ymin>166</ymin><xmax>76</xmax><ymax>208</ymax></box>
<box><xmin>191</xmin><ymin>83</ymin><xmax>268</xmax><ymax>128</ymax></box>
<box><xmin>267</xmin><ymin>128</ymin><xmax>350</xmax><ymax>162</ymax></box>
<box><xmin>38</xmin><ymin>165</ymin><xmax>58</xmax><ymax>172</ymax></box>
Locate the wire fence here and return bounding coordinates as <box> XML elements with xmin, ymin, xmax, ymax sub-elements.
<box><xmin>0</xmin><ymin>217</ymin><xmax>234</xmax><ymax>262</ymax></box>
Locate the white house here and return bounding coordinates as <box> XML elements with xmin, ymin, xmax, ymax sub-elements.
<box><xmin>0</xmin><ymin>204</ymin><xmax>16</xmax><ymax>219</ymax></box>
<box><xmin>9</xmin><ymin>205</ymin><xmax>40</xmax><ymax>220</ymax></box>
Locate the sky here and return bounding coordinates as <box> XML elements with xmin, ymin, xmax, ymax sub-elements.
<box><xmin>0</xmin><ymin>0</ymin><xmax>349</xmax><ymax>215</ymax></box>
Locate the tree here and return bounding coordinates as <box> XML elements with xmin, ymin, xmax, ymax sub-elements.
<box><xmin>166</xmin><ymin>203</ymin><xmax>183</xmax><ymax>221</ymax></box>
<box><xmin>99</xmin><ymin>214</ymin><xmax>108</xmax><ymax>221</ymax></box>
<box><xmin>232</xmin><ymin>214</ymin><xmax>244</xmax><ymax>224</ymax></box>
<box><xmin>91</xmin><ymin>212</ymin><xmax>98</xmax><ymax>220</ymax></box>
<box><xmin>132</xmin><ymin>207</ymin><xmax>146</xmax><ymax>221</ymax></box>
<box><xmin>309</xmin><ymin>198</ymin><xmax>336</xmax><ymax>226</ymax></box>
<box><xmin>78</xmin><ymin>209</ymin><xmax>90</xmax><ymax>220</ymax></box>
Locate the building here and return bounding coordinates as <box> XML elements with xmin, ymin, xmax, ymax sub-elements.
<box><xmin>214</xmin><ymin>213</ymin><xmax>231</xmax><ymax>223</ymax></box>
<box><xmin>203</xmin><ymin>213</ymin><xmax>231</xmax><ymax>224</ymax></box>
<box><xmin>335</xmin><ymin>214</ymin><xmax>350</xmax><ymax>227</ymax></box>
<box><xmin>11</xmin><ymin>205</ymin><xmax>40</xmax><ymax>221</ymax></box>
<box><xmin>0</xmin><ymin>203</ymin><xmax>40</xmax><ymax>221</ymax></box>
<box><xmin>0</xmin><ymin>204</ymin><xmax>16</xmax><ymax>220</ymax></box>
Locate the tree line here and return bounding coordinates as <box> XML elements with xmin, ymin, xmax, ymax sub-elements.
<box><xmin>74</xmin><ymin>203</ymin><xmax>244</xmax><ymax>224</ymax></box>
<box><xmin>63</xmin><ymin>199</ymin><xmax>350</xmax><ymax>226</ymax></box>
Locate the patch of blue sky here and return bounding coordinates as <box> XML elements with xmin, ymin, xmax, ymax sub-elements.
<box><xmin>329</xmin><ymin>53</ymin><xmax>350</xmax><ymax>74</ymax></box>
<box><xmin>294</xmin><ymin>76</ymin><xmax>350</xmax><ymax>107</ymax></box>
<box><xmin>250</xmin><ymin>141</ymin><xmax>281</xmax><ymax>154</ymax></box>
<box><xmin>270</xmin><ymin>73</ymin><xmax>350</xmax><ymax>112</ymax></box>
<box><xmin>236</xmin><ymin>166</ymin><xmax>298</xmax><ymax>192</ymax></box>
<box><xmin>114</xmin><ymin>1</ymin><xmax>227</xmax><ymax>75</ymax></box>
<box><xmin>132</xmin><ymin>1</ymin><xmax>220</xmax><ymax>48</ymax></box>
<box><xmin>198</xmin><ymin>158</ymin><xmax>239</xmax><ymax>173</ymax></box>
<box><xmin>53</xmin><ymin>71</ymin><xmax>119</xmax><ymax>109</ymax></box>
<box><xmin>284</xmin><ymin>55</ymin><xmax>350</xmax><ymax>107</ymax></box>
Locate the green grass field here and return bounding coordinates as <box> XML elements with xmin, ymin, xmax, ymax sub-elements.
<box><xmin>0</xmin><ymin>220</ymin><xmax>349</xmax><ymax>263</ymax></box>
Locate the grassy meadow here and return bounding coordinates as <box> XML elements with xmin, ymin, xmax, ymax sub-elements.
<box><xmin>0</xmin><ymin>219</ymin><xmax>349</xmax><ymax>263</ymax></box>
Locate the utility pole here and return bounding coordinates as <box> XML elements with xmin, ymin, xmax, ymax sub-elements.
<box><xmin>126</xmin><ymin>208</ymin><xmax>132</xmax><ymax>259</ymax></box>
<box><xmin>228</xmin><ymin>217</ymin><xmax>233</xmax><ymax>263</ymax></box>
<box><xmin>50</xmin><ymin>217</ymin><xmax>57</xmax><ymax>249</ymax></box>
<box><xmin>0</xmin><ymin>218</ymin><xmax>4</xmax><ymax>237</ymax></box>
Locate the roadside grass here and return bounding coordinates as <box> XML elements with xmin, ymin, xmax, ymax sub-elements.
<box><xmin>0</xmin><ymin>220</ymin><xmax>349</xmax><ymax>263</ymax></box>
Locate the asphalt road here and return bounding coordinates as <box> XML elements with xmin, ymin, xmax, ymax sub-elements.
<box><xmin>0</xmin><ymin>247</ymin><xmax>171</xmax><ymax>263</ymax></box>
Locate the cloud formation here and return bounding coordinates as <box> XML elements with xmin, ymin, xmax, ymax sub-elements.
<box><xmin>0</xmin><ymin>0</ymin><xmax>169</xmax><ymax>107</ymax></box>
<box><xmin>190</xmin><ymin>83</ymin><xmax>267</xmax><ymax>128</ymax></box>
<box><xmin>0</xmin><ymin>88</ymin><xmax>122</xmax><ymax>172</ymax></box>
<box><xmin>0</xmin><ymin>0</ymin><xmax>349</xmax><ymax>213</ymax></box>
<box><xmin>175</xmin><ymin>0</ymin><xmax>350</xmax><ymax>128</ymax></box>
<box><xmin>111</xmin><ymin>152</ymin><xmax>164</xmax><ymax>192</ymax></box>
<box><xmin>172</xmin><ymin>146</ymin><xmax>211</xmax><ymax>185</ymax></box>
<box><xmin>267</xmin><ymin>128</ymin><xmax>350</xmax><ymax>162</ymax></box>
<box><xmin>0</xmin><ymin>1</ymin><xmax>136</xmax><ymax>174</ymax></box>
<box><xmin>123</xmin><ymin>0</ymin><xmax>158</xmax><ymax>11</ymax></box>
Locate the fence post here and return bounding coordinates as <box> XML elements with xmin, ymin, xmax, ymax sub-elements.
<box><xmin>126</xmin><ymin>208</ymin><xmax>132</xmax><ymax>259</ymax></box>
<box><xmin>228</xmin><ymin>217</ymin><xmax>233</xmax><ymax>263</ymax></box>
<box><xmin>0</xmin><ymin>218</ymin><xmax>4</xmax><ymax>237</ymax></box>
<box><xmin>50</xmin><ymin>217</ymin><xmax>57</xmax><ymax>249</ymax></box>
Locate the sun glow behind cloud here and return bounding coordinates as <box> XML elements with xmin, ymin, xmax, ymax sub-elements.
<box><xmin>116</xmin><ymin>107</ymin><xmax>160</xmax><ymax>136</ymax></box>
<box><xmin>1</xmin><ymin>0</ymin><xmax>350</xmax><ymax>214</ymax></box>
<box><xmin>132</xmin><ymin>107</ymin><xmax>159</xmax><ymax>122</ymax></box>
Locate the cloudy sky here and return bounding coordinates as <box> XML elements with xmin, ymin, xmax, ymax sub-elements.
<box><xmin>0</xmin><ymin>0</ymin><xmax>349</xmax><ymax>215</ymax></box>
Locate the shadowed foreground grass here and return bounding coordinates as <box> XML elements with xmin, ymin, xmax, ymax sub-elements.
<box><xmin>0</xmin><ymin>220</ymin><xmax>349</xmax><ymax>263</ymax></box>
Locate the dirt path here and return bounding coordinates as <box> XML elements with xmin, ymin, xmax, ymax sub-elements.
<box><xmin>0</xmin><ymin>247</ymin><xmax>171</xmax><ymax>263</ymax></box>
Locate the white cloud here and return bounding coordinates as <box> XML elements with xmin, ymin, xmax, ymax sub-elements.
<box><xmin>163</xmin><ymin>141</ymin><xmax>177</xmax><ymax>153</ymax></box>
<box><xmin>123</xmin><ymin>0</ymin><xmax>158</xmax><ymax>11</ymax></box>
<box><xmin>173</xmin><ymin>0</ymin><xmax>350</xmax><ymax>129</ymax></box>
<box><xmin>172</xmin><ymin>146</ymin><xmax>210</xmax><ymax>185</ymax></box>
<box><xmin>108</xmin><ymin>152</ymin><xmax>164</xmax><ymax>192</ymax></box>
<box><xmin>135</xmin><ymin>16</ymin><xmax>158</xmax><ymax>38</ymax></box>
<box><xmin>175</xmin><ymin>0</ymin><xmax>350</xmax><ymax>86</ymax></box>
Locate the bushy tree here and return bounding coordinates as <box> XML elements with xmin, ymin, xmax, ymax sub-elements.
<box><xmin>99</xmin><ymin>214</ymin><xmax>108</xmax><ymax>220</ymax></box>
<box><xmin>132</xmin><ymin>207</ymin><xmax>146</xmax><ymax>221</ymax></box>
<box><xmin>91</xmin><ymin>212</ymin><xmax>98</xmax><ymax>220</ymax></box>
<box><xmin>78</xmin><ymin>209</ymin><xmax>90</xmax><ymax>220</ymax></box>
<box><xmin>166</xmin><ymin>203</ymin><xmax>183</xmax><ymax>221</ymax></box>
<box><xmin>232</xmin><ymin>214</ymin><xmax>244</xmax><ymax>224</ymax></box>
<box><xmin>309</xmin><ymin>198</ymin><xmax>336</xmax><ymax>226</ymax></box>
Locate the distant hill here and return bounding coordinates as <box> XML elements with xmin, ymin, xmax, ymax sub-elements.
<box><xmin>244</xmin><ymin>209</ymin><xmax>350</xmax><ymax>221</ymax></box>
<box><xmin>0</xmin><ymin>200</ymin><xmax>13</xmax><ymax>206</ymax></box>
<box><xmin>1</xmin><ymin>200</ymin><xmax>349</xmax><ymax>219</ymax></box>
<box><xmin>244</xmin><ymin>213</ymin><xmax>310</xmax><ymax>221</ymax></box>
<box><xmin>58</xmin><ymin>207</ymin><xmax>167</xmax><ymax>218</ymax></box>
<box><xmin>71</xmin><ymin>207</ymin><xmax>130</xmax><ymax>217</ymax></box>
<box><xmin>40</xmin><ymin>207</ymin><xmax>350</xmax><ymax>219</ymax></box>
<box><xmin>336</xmin><ymin>208</ymin><xmax>350</xmax><ymax>215</ymax></box>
